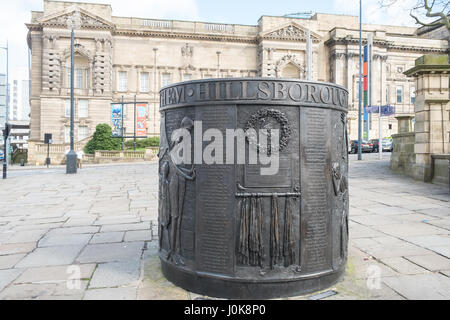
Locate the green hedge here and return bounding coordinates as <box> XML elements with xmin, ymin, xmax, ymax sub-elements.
<box><xmin>125</xmin><ymin>137</ymin><xmax>160</xmax><ymax>149</ymax></box>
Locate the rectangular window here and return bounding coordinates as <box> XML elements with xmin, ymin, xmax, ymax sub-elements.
<box><xmin>64</xmin><ymin>126</ymin><xmax>70</xmax><ymax>143</ymax></box>
<box><xmin>85</xmin><ymin>69</ymin><xmax>89</xmax><ymax>89</ymax></box>
<box><xmin>78</xmin><ymin>126</ymin><xmax>89</xmax><ymax>141</ymax></box>
<box><xmin>78</xmin><ymin>100</ymin><xmax>89</xmax><ymax>118</ymax></box>
<box><xmin>183</xmin><ymin>74</ymin><xmax>192</xmax><ymax>81</ymax></box>
<box><xmin>140</xmin><ymin>72</ymin><xmax>150</xmax><ymax>92</ymax></box>
<box><xmin>161</xmin><ymin>73</ymin><xmax>171</xmax><ymax>87</ymax></box>
<box><xmin>385</xmin><ymin>86</ymin><xmax>389</xmax><ymax>104</ymax></box>
<box><xmin>75</xmin><ymin>69</ymin><xmax>83</xmax><ymax>89</ymax></box>
<box><xmin>354</xmin><ymin>79</ymin><xmax>361</xmax><ymax>102</ymax></box>
<box><xmin>396</xmin><ymin>86</ymin><xmax>403</xmax><ymax>104</ymax></box>
<box><xmin>411</xmin><ymin>86</ymin><xmax>415</xmax><ymax>104</ymax></box>
<box><xmin>65</xmin><ymin>100</ymin><xmax>71</xmax><ymax>118</ymax></box>
<box><xmin>118</xmin><ymin>71</ymin><xmax>128</xmax><ymax>92</ymax></box>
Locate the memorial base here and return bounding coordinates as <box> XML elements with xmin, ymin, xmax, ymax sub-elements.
<box><xmin>161</xmin><ymin>258</ymin><xmax>346</xmax><ymax>299</ymax></box>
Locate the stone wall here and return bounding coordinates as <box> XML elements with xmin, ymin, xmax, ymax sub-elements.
<box><xmin>27</xmin><ymin>138</ymin><xmax>90</xmax><ymax>165</ymax></box>
<box><xmin>432</xmin><ymin>157</ymin><xmax>450</xmax><ymax>186</ymax></box>
<box><xmin>391</xmin><ymin>54</ymin><xmax>450</xmax><ymax>186</ymax></box>
<box><xmin>27</xmin><ymin>141</ymin><xmax>158</xmax><ymax>165</ymax></box>
<box><xmin>390</xmin><ymin>132</ymin><xmax>416</xmax><ymax>176</ymax></box>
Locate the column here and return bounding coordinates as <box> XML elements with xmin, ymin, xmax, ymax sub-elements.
<box><xmin>404</xmin><ymin>54</ymin><xmax>450</xmax><ymax>181</ymax></box>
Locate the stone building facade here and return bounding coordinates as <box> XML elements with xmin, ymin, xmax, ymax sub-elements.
<box><xmin>26</xmin><ymin>0</ymin><xmax>448</xmax><ymax>159</ymax></box>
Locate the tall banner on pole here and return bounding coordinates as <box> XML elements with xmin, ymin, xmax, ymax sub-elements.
<box><xmin>363</xmin><ymin>45</ymin><xmax>368</xmax><ymax>140</ymax></box>
<box><xmin>136</xmin><ymin>104</ymin><xmax>147</xmax><ymax>137</ymax></box>
<box><xmin>111</xmin><ymin>104</ymin><xmax>123</xmax><ymax>137</ymax></box>
<box><xmin>363</xmin><ymin>34</ymin><xmax>372</xmax><ymax>140</ymax></box>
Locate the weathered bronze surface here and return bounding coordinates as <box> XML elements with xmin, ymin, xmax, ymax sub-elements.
<box><xmin>158</xmin><ymin>78</ymin><xmax>349</xmax><ymax>299</ymax></box>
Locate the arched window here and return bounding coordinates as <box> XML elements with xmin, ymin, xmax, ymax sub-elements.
<box><xmin>65</xmin><ymin>54</ymin><xmax>90</xmax><ymax>89</ymax></box>
<box><xmin>282</xmin><ymin>62</ymin><xmax>301</xmax><ymax>79</ymax></box>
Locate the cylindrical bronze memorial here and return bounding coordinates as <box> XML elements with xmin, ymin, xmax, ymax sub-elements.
<box><xmin>158</xmin><ymin>79</ymin><xmax>349</xmax><ymax>299</ymax></box>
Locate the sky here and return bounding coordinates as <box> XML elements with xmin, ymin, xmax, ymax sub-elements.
<box><xmin>0</xmin><ymin>0</ymin><xmax>434</xmax><ymax>82</ymax></box>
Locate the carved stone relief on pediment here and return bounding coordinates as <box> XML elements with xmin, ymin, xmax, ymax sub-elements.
<box><xmin>263</xmin><ymin>24</ymin><xmax>321</xmax><ymax>42</ymax></box>
<box><xmin>38</xmin><ymin>7</ymin><xmax>114</xmax><ymax>30</ymax></box>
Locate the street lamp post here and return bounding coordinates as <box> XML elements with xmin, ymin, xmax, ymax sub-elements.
<box><xmin>358</xmin><ymin>0</ymin><xmax>363</xmax><ymax>160</ymax></box>
<box><xmin>66</xmin><ymin>10</ymin><xmax>81</xmax><ymax>174</ymax></box>
<box><xmin>306</xmin><ymin>29</ymin><xmax>312</xmax><ymax>81</ymax></box>
<box><xmin>1</xmin><ymin>41</ymin><xmax>9</xmax><ymax>179</ymax></box>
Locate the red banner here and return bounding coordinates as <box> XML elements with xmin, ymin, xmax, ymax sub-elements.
<box><xmin>136</xmin><ymin>104</ymin><xmax>147</xmax><ymax>137</ymax></box>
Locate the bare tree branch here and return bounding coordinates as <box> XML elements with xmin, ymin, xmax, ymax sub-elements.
<box><xmin>421</xmin><ymin>0</ymin><xmax>450</xmax><ymax>31</ymax></box>
<box><xmin>410</xmin><ymin>11</ymin><xmax>448</xmax><ymax>28</ymax></box>
<box><xmin>381</xmin><ymin>0</ymin><xmax>450</xmax><ymax>32</ymax></box>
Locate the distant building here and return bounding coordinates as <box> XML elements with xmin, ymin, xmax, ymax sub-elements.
<box><xmin>26</xmin><ymin>0</ymin><xmax>448</xmax><ymax>162</ymax></box>
<box><xmin>11</xmin><ymin>80</ymin><xmax>18</xmax><ymax>120</ymax></box>
<box><xmin>8</xmin><ymin>120</ymin><xmax>30</xmax><ymax>150</ymax></box>
<box><xmin>10</xmin><ymin>79</ymin><xmax>31</xmax><ymax>121</ymax></box>
<box><xmin>7</xmin><ymin>79</ymin><xmax>30</xmax><ymax>149</ymax></box>
<box><xmin>21</xmin><ymin>80</ymin><xmax>30</xmax><ymax>121</ymax></box>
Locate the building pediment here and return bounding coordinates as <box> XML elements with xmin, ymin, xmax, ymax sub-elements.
<box><xmin>37</xmin><ymin>6</ymin><xmax>114</xmax><ymax>30</ymax></box>
<box><xmin>61</xmin><ymin>43</ymin><xmax>94</xmax><ymax>62</ymax></box>
<box><xmin>261</xmin><ymin>22</ymin><xmax>321</xmax><ymax>43</ymax></box>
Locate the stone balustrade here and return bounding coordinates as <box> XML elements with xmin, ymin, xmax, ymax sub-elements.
<box><xmin>27</xmin><ymin>139</ymin><xmax>159</xmax><ymax>165</ymax></box>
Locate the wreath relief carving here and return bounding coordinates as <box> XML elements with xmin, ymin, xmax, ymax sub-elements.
<box><xmin>244</xmin><ymin>109</ymin><xmax>292</xmax><ymax>156</ymax></box>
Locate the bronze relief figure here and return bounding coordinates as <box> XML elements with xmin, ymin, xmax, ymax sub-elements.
<box><xmin>159</xmin><ymin>116</ymin><xmax>196</xmax><ymax>266</ymax></box>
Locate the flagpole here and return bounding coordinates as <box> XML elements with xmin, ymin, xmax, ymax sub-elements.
<box><xmin>379</xmin><ymin>107</ymin><xmax>382</xmax><ymax>160</ymax></box>
<box><xmin>358</xmin><ymin>0</ymin><xmax>363</xmax><ymax>160</ymax></box>
<box><xmin>306</xmin><ymin>29</ymin><xmax>312</xmax><ymax>81</ymax></box>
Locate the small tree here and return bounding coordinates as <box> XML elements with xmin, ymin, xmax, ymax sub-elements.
<box><xmin>84</xmin><ymin>124</ymin><xmax>121</xmax><ymax>154</ymax></box>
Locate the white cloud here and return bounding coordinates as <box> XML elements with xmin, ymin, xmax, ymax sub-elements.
<box><xmin>0</xmin><ymin>0</ymin><xmax>200</xmax><ymax>81</ymax></box>
<box><xmin>82</xmin><ymin>0</ymin><xmax>199</xmax><ymax>20</ymax></box>
<box><xmin>332</xmin><ymin>0</ymin><xmax>423</xmax><ymax>26</ymax></box>
<box><xmin>0</xmin><ymin>1</ymin><xmax>37</xmax><ymax>80</ymax></box>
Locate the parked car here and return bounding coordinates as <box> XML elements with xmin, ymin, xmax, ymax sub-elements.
<box><xmin>382</xmin><ymin>138</ymin><xmax>393</xmax><ymax>152</ymax></box>
<box><xmin>350</xmin><ymin>140</ymin><xmax>373</xmax><ymax>154</ymax></box>
<box><xmin>0</xmin><ymin>150</ymin><xmax>3</xmax><ymax>161</ymax></box>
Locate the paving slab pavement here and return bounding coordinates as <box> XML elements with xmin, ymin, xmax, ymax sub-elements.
<box><xmin>0</xmin><ymin>159</ymin><xmax>449</xmax><ymax>300</ymax></box>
